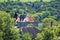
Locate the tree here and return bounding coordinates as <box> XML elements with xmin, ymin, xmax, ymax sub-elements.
<box><xmin>0</xmin><ymin>11</ymin><xmax>20</xmax><ymax>40</ymax></box>
<box><xmin>27</xmin><ymin>24</ymin><xmax>34</xmax><ymax>27</ymax></box>
<box><xmin>0</xmin><ymin>31</ymin><xmax>3</xmax><ymax>40</ymax></box>
<box><xmin>3</xmin><ymin>28</ymin><xmax>20</xmax><ymax>40</ymax></box>
<box><xmin>22</xmin><ymin>33</ymin><xmax>32</xmax><ymax>40</ymax></box>
<box><xmin>42</xmin><ymin>18</ymin><xmax>57</xmax><ymax>27</ymax></box>
<box><xmin>0</xmin><ymin>11</ymin><xmax>14</xmax><ymax>30</ymax></box>
<box><xmin>35</xmin><ymin>26</ymin><xmax>60</xmax><ymax>40</ymax></box>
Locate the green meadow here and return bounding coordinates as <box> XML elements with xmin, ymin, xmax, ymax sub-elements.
<box><xmin>0</xmin><ymin>0</ymin><xmax>51</xmax><ymax>2</ymax></box>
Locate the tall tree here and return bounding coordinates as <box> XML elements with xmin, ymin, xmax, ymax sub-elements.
<box><xmin>0</xmin><ymin>11</ymin><xmax>20</xmax><ymax>40</ymax></box>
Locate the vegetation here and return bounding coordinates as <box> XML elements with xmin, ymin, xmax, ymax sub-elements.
<box><xmin>27</xmin><ymin>24</ymin><xmax>34</xmax><ymax>27</ymax></box>
<box><xmin>22</xmin><ymin>33</ymin><xmax>32</xmax><ymax>40</ymax></box>
<box><xmin>0</xmin><ymin>11</ymin><xmax>20</xmax><ymax>40</ymax></box>
<box><xmin>0</xmin><ymin>0</ymin><xmax>60</xmax><ymax>22</ymax></box>
<box><xmin>35</xmin><ymin>26</ymin><xmax>60</xmax><ymax>40</ymax></box>
<box><xmin>0</xmin><ymin>0</ymin><xmax>51</xmax><ymax>2</ymax></box>
<box><xmin>0</xmin><ymin>0</ymin><xmax>60</xmax><ymax>40</ymax></box>
<box><xmin>42</xmin><ymin>18</ymin><xmax>57</xmax><ymax>27</ymax></box>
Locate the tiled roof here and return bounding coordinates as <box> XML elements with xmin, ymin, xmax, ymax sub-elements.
<box><xmin>20</xmin><ymin>27</ymin><xmax>41</xmax><ymax>39</ymax></box>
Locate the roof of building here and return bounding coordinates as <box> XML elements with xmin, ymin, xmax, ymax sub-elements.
<box><xmin>20</xmin><ymin>27</ymin><xmax>42</xmax><ymax>39</ymax></box>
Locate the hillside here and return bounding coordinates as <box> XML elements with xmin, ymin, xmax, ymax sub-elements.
<box><xmin>0</xmin><ymin>0</ymin><xmax>60</xmax><ymax>22</ymax></box>
<box><xmin>0</xmin><ymin>0</ymin><xmax>60</xmax><ymax>40</ymax></box>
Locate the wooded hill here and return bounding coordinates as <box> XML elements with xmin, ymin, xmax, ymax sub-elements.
<box><xmin>0</xmin><ymin>0</ymin><xmax>60</xmax><ymax>22</ymax></box>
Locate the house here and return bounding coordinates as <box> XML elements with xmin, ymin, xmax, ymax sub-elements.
<box><xmin>16</xmin><ymin>14</ymin><xmax>37</xmax><ymax>22</ymax></box>
<box><xmin>20</xmin><ymin>27</ymin><xmax>42</xmax><ymax>39</ymax></box>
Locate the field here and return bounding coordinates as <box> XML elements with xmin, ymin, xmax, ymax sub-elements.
<box><xmin>0</xmin><ymin>0</ymin><xmax>51</xmax><ymax>2</ymax></box>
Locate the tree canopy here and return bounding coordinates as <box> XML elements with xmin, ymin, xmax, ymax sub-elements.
<box><xmin>0</xmin><ymin>11</ymin><xmax>20</xmax><ymax>40</ymax></box>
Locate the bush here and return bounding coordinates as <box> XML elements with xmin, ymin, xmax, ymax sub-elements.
<box><xmin>35</xmin><ymin>26</ymin><xmax>60</xmax><ymax>40</ymax></box>
<box><xmin>0</xmin><ymin>11</ymin><xmax>20</xmax><ymax>40</ymax></box>
<box><xmin>22</xmin><ymin>33</ymin><xmax>32</xmax><ymax>40</ymax></box>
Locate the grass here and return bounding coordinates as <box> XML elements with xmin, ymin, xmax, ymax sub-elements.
<box><xmin>0</xmin><ymin>0</ymin><xmax>51</xmax><ymax>2</ymax></box>
<box><xmin>43</xmin><ymin>0</ymin><xmax>51</xmax><ymax>2</ymax></box>
<box><xmin>20</xmin><ymin>0</ymin><xmax>37</xmax><ymax>2</ymax></box>
<box><xmin>0</xmin><ymin>0</ymin><xmax>37</xmax><ymax>2</ymax></box>
<box><xmin>0</xmin><ymin>0</ymin><xmax>4</xmax><ymax>2</ymax></box>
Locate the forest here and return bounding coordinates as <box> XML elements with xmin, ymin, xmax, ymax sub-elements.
<box><xmin>0</xmin><ymin>0</ymin><xmax>60</xmax><ymax>40</ymax></box>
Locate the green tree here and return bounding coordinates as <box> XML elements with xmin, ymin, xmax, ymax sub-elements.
<box><xmin>0</xmin><ymin>11</ymin><xmax>20</xmax><ymax>40</ymax></box>
<box><xmin>35</xmin><ymin>26</ymin><xmax>59</xmax><ymax>40</ymax></box>
<box><xmin>27</xmin><ymin>24</ymin><xmax>34</xmax><ymax>27</ymax></box>
<box><xmin>3</xmin><ymin>28</ymin><xmax>20</xmax><ymax>40</ymax></box>
<box><xmin>0</xmin><ymin>31</ymin><xmax>3</xmax><ymax>40</ymax></box>
<box><xmin>42</xmin><ymin>18</ymin><xmax>57</xmax><ymax>27</ymax></box>
<box><xmin>22</xmin><ymin>33</ymin><xmax>32</xmax><ymax>40</ymax></box>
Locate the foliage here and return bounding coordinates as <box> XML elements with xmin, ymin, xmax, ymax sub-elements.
<box><xmin>0</xmin><ymin>0</ymin><xmax>60</xmax><ymax>40</ymax></box>
<box><xmin>22</xmin><ymin>33</ymin><xmax>32</xmax><ymax>40</ymax></box>
<box><xmin>0</xmin><ymin>11</ymin><xmax>20</xmax><ymax>40</ymax></box>
<box><xmin>42</xmin><ymin>18</ymin><xmax>57</xmax><ymax>27</ymax></box>
<box><xmin>0</xmin><ymin>31</ymin><xmax>3</xmax><ymax>40</ymax></box>
<box><xmin>27</xmin><ymin>24</ymin><xmax>34</xmax><ymax>27</ymax></box>
<box><xmin>35</xmin><ymin>26</ymin><xmax>60</xmax><ymax>40</ymax></box>
<box><xmin>42</xmin><ymin>18</ymin><xmax>56</xmax><ymax>23</ymax></box>
<box><xmin>0</xmin><ymin>0</ymin><xmax>60</xmax><ymax>21</ymax></box>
